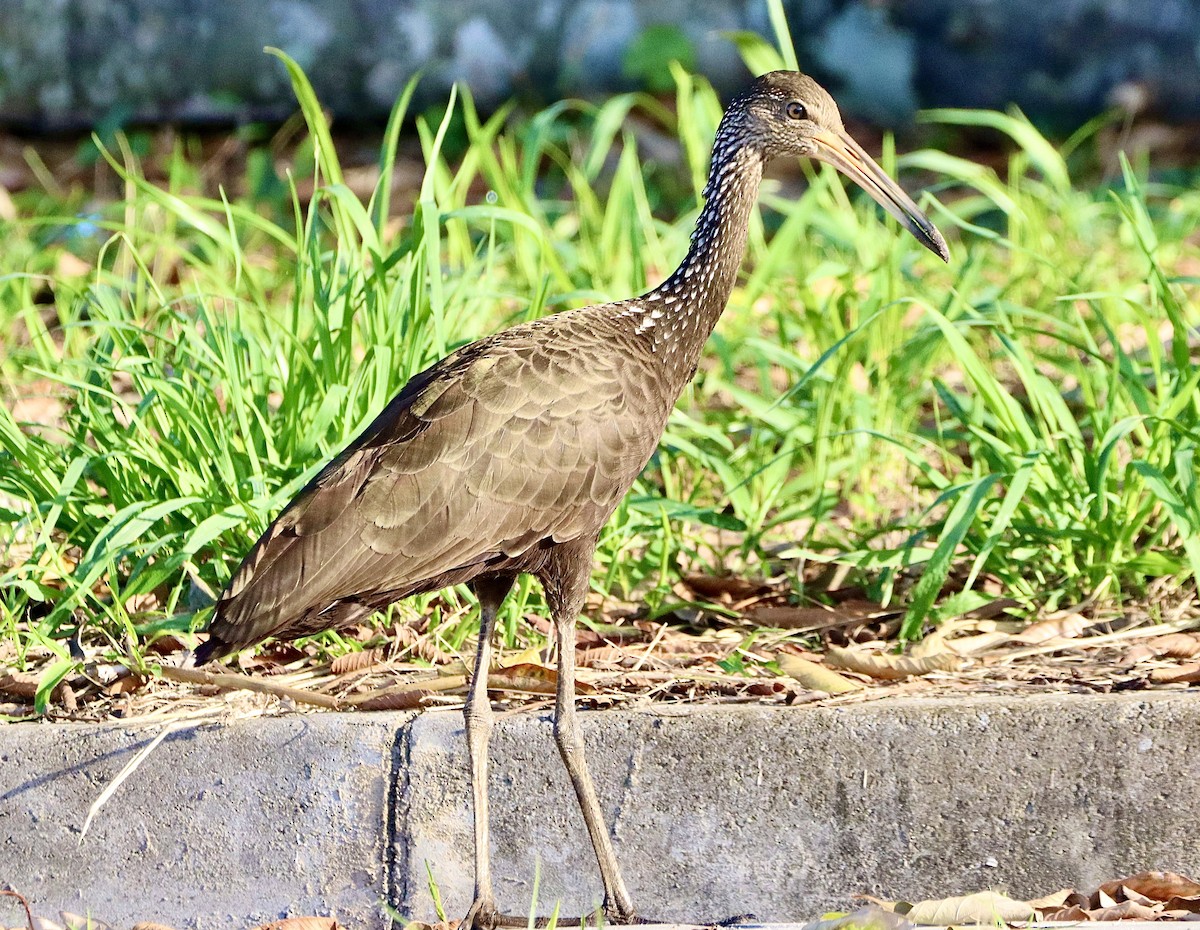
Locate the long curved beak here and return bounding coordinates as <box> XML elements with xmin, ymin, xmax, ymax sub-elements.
<box><xmin>811</xmin><ymin>128</ymin><xmax>949</xmax><ymax>262</ymax></box>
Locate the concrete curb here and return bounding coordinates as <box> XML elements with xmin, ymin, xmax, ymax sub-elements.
<box><xmin>2</xmin><ymin>694</ymin><xmax>1196</xmax><ymax>928</ymax></box>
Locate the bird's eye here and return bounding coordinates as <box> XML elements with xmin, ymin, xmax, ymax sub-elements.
<box><xmin>785</xmin><ymin>101</ymin><xmax>808</xmax><ymax>121</ymax></box>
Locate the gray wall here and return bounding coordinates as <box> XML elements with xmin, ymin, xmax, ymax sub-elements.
<box><xmin>2</xmin><ymin>0</ymin><xmax>1197</xmax><ymax>130</ymax></box>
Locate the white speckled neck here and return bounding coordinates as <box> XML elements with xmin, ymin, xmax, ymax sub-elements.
<box><xmin>632</xmin><ymin>119</ymin><xmax>765</xmax><ymax>390</ymax></box>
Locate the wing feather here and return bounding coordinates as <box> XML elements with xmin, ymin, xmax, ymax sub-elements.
<box><xmin>211</xmin><ymin>318</ymin><xmax>667</xmax><ymax>650</ymax></box>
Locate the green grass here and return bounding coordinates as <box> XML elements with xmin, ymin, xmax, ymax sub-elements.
<box><xmin>1</xmin><ymin>38</ymin><xmax>1198</xmax><ymax>689</ymax></box>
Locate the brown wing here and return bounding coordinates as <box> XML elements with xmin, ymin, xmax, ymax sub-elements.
<box><xmin>205</xmin><ymin>315</ymin><xmax>664</xmax><ymax>653</ymax></box>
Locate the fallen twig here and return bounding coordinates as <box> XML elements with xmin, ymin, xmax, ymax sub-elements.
<box><xmin>0</xmin><ymin>888</ymin><xmax>35</xmax><ymax>930</ymax></box>
<box><xmin>157</xmin><ymin>665</ymin><xmax>342</xmax><ymax>709</ymax></box>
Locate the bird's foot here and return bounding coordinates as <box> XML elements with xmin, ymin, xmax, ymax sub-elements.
<box><xmin>716</xmin><ymin>914</ymin><xmax>760</xmax><ymax>926</ymax></box>
<box><xmin>604</xmin><ymin>899</ymin><xmax>639</xmax><ymax>925</ymax></box>
<box><xmin>460</xmin><ymin>896</ymin><xmax>499</xmax><ymax>930</ymax></box>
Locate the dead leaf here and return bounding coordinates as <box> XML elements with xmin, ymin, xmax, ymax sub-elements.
<box><xmin>487</xmin><ymin>663</ymin><xmax>584</xmax><ymax>695</ymax></box>
<box><xmin>1164</xmin><ymin>895</ymin><xmax>1200</xmax><ymax>914</ymax></box>
<box><xmin>826</xmin><ymin>646</ymin><xmax>963</xmax><ymax>681</ymax></box>
<box><xmin>1150</xmin><ymin>662</ymin><xmax>1200</xmax><ymax>684</ymax></box>
<box><xmin>354</xmin><ymin>688</ymin><xmax>434</xmax><ymax>711</ymax></box>
<box><xmin>1027</xmin><ymin>888</ymin><xmax>1089</xmax><ymax>911</ymax></box>
<box><xmin>331</xmin><ymin>648</ymin><xmax>387</xmax><ymax>674</ymax></box>
<box><xmin>0</xmin><ymin>671</ymin><xmax>39</xmax><ymax>698</ymax></box>
<box><xmin>1049</xmin><ymin>900</ymin><xmax>1163</xmax><ymax>921</ymax></box>
<box><xmin>104</xmin><ymin>672</ymin><xmax>145</xmax><ymax>696</ymax></box>
<box><xmin>1100</xmin><ymin>870</ymin><xmax>1200</xmax><ymax>902</ymax></box>
<box><xmin>777</xmin><ymin>653</ymin><xmax>862</xmax><ymax>694</ymax></box>
<box><xmin>1125</xmin><ymin>633</ymin><xmax>1200</xmax><ymax>664</ymax></box>
<box><xmin>680</xmin><ymin>572</ymin><xmax>771</xmax><ymax>601</ymax></box>
<box><xmin>1013</xmin><ymin>611</ymin><xmax>1098</xmax><ymax>644</ymax></box>
<box><xmin>131</xmin><ymin>924</ymin><xmax>179</xmax><ymax>930</ymax></box>
<box><xmin>252</xmin><ymin>919</ymin><xmax>339</xmax><ymax>930</ymax></box>
<box><xmin>944</xmin><ymin>631</ymin><xmax>1011</xmax><ymax>656</ymax></box>
<box><xmin>1149</xmin><ymin>633</ymin><xmax>1200</xmax><ymax>658</ymax></box>
<box><xmin>900</xmin><ymin>890</ymin><xmax>1036</xmax><ymax>924</ymax></box>
<box><xmin>748</xmin><ymin>601</ymin><xmax>892</xmax><ymax>632</ymax></box>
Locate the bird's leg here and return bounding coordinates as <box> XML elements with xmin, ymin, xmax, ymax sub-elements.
<box><xmin>553</xmin><ymin>609</ymin><xmax>638</xmax><ymax>924</ymax></box>
<box><xmin>461</xmin><ymin>575</ymin><xmax>515</xmax><ymax>930</ymax></box>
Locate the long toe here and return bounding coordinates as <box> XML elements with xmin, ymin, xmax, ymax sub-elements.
<box><xmin>604</xmin><ymin>901</ymin><xmax>640</xmax><ymax>925</ymax></box>
<box><xmin>461</xmin><ymin>897</ymin><xmax>499</xmax><ymax>930</ymax></box>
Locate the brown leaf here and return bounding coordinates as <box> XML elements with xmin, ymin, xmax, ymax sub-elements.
<box><xmin>1100</xmin><ymin>870</ymin><xmax>1200</xmax><ymax>902</ymax></box>
<box><xmin>1050</xmin><ymin>899</ymin><xmax>1162</xmax><ymax>921</ymax></box>
<box><xmin>681</xmin><ymin>572</ymin><xmax>771</xmax><ymax>601</ymax></box>
<box><xmin>1164</xmin><ymin>895</ymin><xmax>1200</xmax><ymax>914</ymax></box>
<box><xmin>900</xmin><ymin>891</ymin><xmax>1036</xmax><ymax>924</ymax></box>
<box><xmin>355</xmin><ymin>688</ymin><xmax>434</xmax><ymax>711</ymax></box>
<box><xmin>1150</xmin><ymin>662</ymin><xmax>1200</xmax><ymax>684</ymax></box>
<box><xmin>944</xmin><ymin>631</ymin><xmax>1012</xmax><ymax>656</ymax></box>
<box><xmin>748</xmin><ymin>600</ymin><xmax>892</xmax><ymax>632</ymax></box>
<box><xmin>331</xmin><ymin>648</ymin><xmax>387</xmax><ymax>674</ymax></box>
<box><xmin>104</xmin><ymin>673</ymin><xmax>146</xmax><ymax>696</ymax></box>
<box><xmin>131</xmin><ymin>924</ymin><xmax>179</xmax><ymax>930</ymax></box>
<box><xmin>1149</xmin><ymin>633</ymin><xmax>1200</xmax><ymax>658</ymax></box>
<box><xmin>1013</xmin><ymin>611</ymin><xmax>1098</xmax><ymax>644</ymax></box>
<box><xmin>253</xmin><ymin>919</ymin><xmax>339</xmax><ymax>930</ymax></box>
<box><xmin>487</xmin><ymin>663</ymin><xmax>590</xmax><ymax>695</ymax></box>
<box><xmin>826</xmin><ymin>646</ymin><xmax>963</xmax><ymax>681</ymax></box>
<box><xmin>0</xmin><ymin>671</ymin><xmax>39</xmax><ymax>698</ymax></box>
<box><xmin>144</xmin><ymin>634</ymin><xmax>187</xmax><ymax>657</ymax></box>
<box><xmin>777</xmin><ymin>653</ymin><xmax>862</xmax><ymax>694</ymax></box>
<box><xmin>1124</xmin><ymin>632</ymin><xmax>1200</xmax><ymax>665</ymax></box>
<box><xmin>1027</xmin><ymin>888</ymin><xmax>1089</xmax><ymax>911</ymax></box>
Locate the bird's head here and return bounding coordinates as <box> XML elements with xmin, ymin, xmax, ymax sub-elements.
<box><xmin>728</xmin><ymin>70</ymin><xmax>949</xmax><ymax>262</ymax></box>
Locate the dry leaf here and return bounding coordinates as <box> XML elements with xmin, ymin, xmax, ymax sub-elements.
<box><xmin>826</xmin><ymin>646</ymin><xmax>962</xmax><ymax>681</ymax></box>
<box><xmin>1100</xmin><ymin>870</ymin><xmax>1200</xmax><ymax>902</ymax></box>
<box><xmin>1027</xmin><ymin>888</ymin><xmax>1088</xmax><ymax>911</ymax></box>
<box><xmin>131</xmin><ymin>924</ymin><xmax>179</xmax><ymax>930</ymax></box>
<box><xmin>1147</xmin><ymin>633</ymin><xmax>1200</xmax><ymax>658</ymax></box>
<box><xmin>1124</xmin><ymin>632</ymin><xmax>1200</xmax><ymax>664</ymax></box>
<box><xmin>900</xmin><ymin>890</ymin><xmax>1036</xmax><ymax>924</ymax></box>
<box><xmin>355</xmin><ymin>688</ymin><xmax>434</xmax><ymax>711</ymax></box>
<box><xmin>104</xmin><ymin>673</ymin><xmax>145</xmax><ymax>696</ymax></box>
<box><xmin>487</xmin><ymin>663</ymin><xmax>582</xmax><ymax>695</ymax></box>
<box><xmin>944</xmin><ymin>631</ymin><xmax>1011</xmax><ymax>656</ymax></box>
<box><xmin>748</xmin><ymin>600</ymin><xmax>892</xmax><ymax>632</ymax></box>
<box><xmin>1013</xmin><ymin>611</ymin><xmax>1098</xmax><ymax>644</ymax></box>
<box><xmin>777</xmin><ymin>653</ymin><xmax>862</xmax><ymax>694</ymax></box>
<box><xmin>253</xmin><ymin>919</ymin><xmax>339</xmax><ymax>930</ymax></box>
<box><xmin>681</xmin><ymin>572</ymin><xmax>771</xmax><ymax>601</ymax></box>
<box><xmin>0</xmin><ymin>671</ymin><xmax>39</xmax><ymax>698</ymax></box>
<box><xmin>1051</xmin><ymin>900</ymin><xmax>1162</xmax><ymax>921</ymax></box>
<box><xmin>1149</xmin><ymin>662</ymin><xmax>1200</xmax><ymax>684</ymax></box>
<box><xmin>1164</xmin><ymin>895</ymin><xmax>1200</xmax><ymax>914</ymax></box>
<box><xmin>331</xmin><ymin>648</ymin><xmax>387</xmax><ymax>674</ymax></box>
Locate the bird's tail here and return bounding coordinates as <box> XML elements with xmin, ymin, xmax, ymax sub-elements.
<box><xmin>192</xmin><ymin>632</ymin><xmax>231</xmax><ymax>666</ymax></box>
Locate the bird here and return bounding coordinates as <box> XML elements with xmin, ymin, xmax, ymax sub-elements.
<box><xmin>194</xmin><ymin>70</ymin><xmax>948</xmax><ymax>929</ymax></box>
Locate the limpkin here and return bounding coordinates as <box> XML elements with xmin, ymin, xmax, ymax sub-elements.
<box><xmin>195</xmin><ymin>71</ymin><xmax>948</xmax><ymax>927</ymax></box>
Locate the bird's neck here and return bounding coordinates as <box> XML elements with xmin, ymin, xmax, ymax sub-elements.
<box><xmin>637</xmin><ymin>138</ymin><xmax>765</xmax><ymax>390</ymax></box>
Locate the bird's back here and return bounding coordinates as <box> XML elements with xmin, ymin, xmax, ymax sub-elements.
<box><xmin>202</xmin><ymin>303</ymin><xmax>674</xmax><ymax>658</ymax></box>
